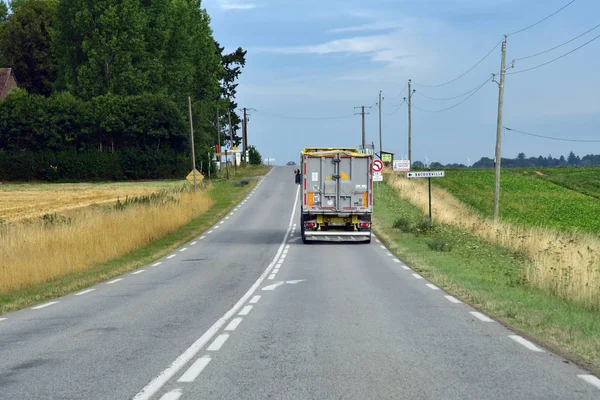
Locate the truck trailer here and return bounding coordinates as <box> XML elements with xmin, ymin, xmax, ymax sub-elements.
<box><xmin>295</xmin><ymin>148</ymin><xmax>373</xmax><ymax>244</ymax></box>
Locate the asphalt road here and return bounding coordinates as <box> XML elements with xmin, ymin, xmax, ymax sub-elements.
<box><xmin>1</xmin><ymin>166</ymin><xmax>599</xmax><ymax>399</ymax></box>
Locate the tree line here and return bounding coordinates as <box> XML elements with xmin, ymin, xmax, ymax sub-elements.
<box><xmin>412</xmin><ymin>152</ymin><xmax>600</xmax><ymax>169</ymax></box>
<box><xmin>0</xmin><ymin>0</ymin><xmax>246</xmax><ymax>181</ymax></box>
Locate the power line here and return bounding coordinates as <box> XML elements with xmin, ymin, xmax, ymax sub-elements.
<box><xmin>504</xmin><ymin>126</ymin><xmax>600</xmax><ymax>143</ymax></box>
<box><xmin>383</xmin><ymin>100</ymin><xmax>406</xmax><ymax>116</ymax></box>
<box><xmin>413</xmin><ymin>39</ymin><xmax>502</xmax><ymax>88</ymax></box>
<box><xmin>508</xmin><ymin>32</ymin><xmax>600</xmax><ymax>74</ymax></box>
<box><xmin>414</xmin><ymin>77</ymin><xmax>490</xmax><ymax>101</ymax></box>
<box><xmin>515</xmin><ymin>23</ymin><xmax>600</xmax><ymax>61</ymax></box>
<box><xmin>412</xmin><ymin>77</ymin><xmax>492</xmax><ymax>113</ymax></box>
<box><xmin>386</xmin><ymin>84</ymin><xmax>408</xmax><ymax>101</ymax></box>
<box><xmin>507</xmin><ymin>0</ymin><xmax>576</xmax><ymax>36</ymax></box>
<box><xmin>254</xmin><ymin>110</ymin><xmax>354</xmax><ymax>120</ymax></box>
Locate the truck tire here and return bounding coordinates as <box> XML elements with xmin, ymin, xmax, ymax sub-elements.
<box><xmin>300</xmin><ymin>213</ymin><xmax>310</xmax><ymax>244</ymax></box>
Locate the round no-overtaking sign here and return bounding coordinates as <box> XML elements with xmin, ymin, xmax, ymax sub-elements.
<box><xmin>373</xmin><ymin>160</ymin><xmax>384</xmax><ymax>172</ymax></box>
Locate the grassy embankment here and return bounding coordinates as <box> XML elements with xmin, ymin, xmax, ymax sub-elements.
<box><xmin>0</xmin><ymin>165</ymin><xmax>269</xmax><ymax>314</ymax></box>
<box><xmin>374</xmin><ymin>168</ymin><xmax>600</xmax><ymax>374</ymax></box>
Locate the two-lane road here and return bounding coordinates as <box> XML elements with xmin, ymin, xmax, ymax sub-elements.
<box><xmin>1</xmin><ymin>167</ymin><xmax>599</xmax><ymax>399</ymax></box>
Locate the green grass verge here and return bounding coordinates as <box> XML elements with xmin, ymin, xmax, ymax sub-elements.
<box><xmin>374</xmin><ymin>182</ymin><xmax>600</xmax><ymax>375</ymax></box>
<box><xmin>0</xmin><ymin>178</ymin><xmax>258</xmax><ymax>315</ymax></box>
<box><xmin>433</xmin><ymin>168</ymin><xmax>600</xmax><ymax>233</ymax></box>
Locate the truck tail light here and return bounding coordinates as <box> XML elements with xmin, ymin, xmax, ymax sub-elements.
<box><xmin>359</xmin><ymin>222</ymin><xmax>370</xmax><ymax>229</ymax></box>
<box><xmin>305</xmin><ymin>222</ymin><xmax>316</xmax><ymax>229</ymax></box>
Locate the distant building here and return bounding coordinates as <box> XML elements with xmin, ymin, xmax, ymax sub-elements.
<box><xmin>0</xmin><ymin>68</ymin><xmax>18</xmax><ymax>101</ymax></box>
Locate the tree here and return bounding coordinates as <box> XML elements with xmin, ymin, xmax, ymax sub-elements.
<box><xmin>0</xmin><ymin>0</ymin><xmax>58</xmax><ymax>96</ymax></box>
<box><xmin>412</xmin><ymin>160</ymin><xmax>425</xmax><ymax>169</ymax></box>
<box><xmin>0</xmin><ymin>1</ymin><xmax>8</xmax><ymax>23</ymax></box>
<box><xmin>215</xmin><ymin>40</ymin><xmax>246</xmax><ymax>147</ymax></box>
<box><xmin>567</xmin><ymin>151</ymin><xmax>580</xmax><ymax>165</ymax></box>
<box><xmin>248</xmin><ymin>145</ymin><xmax>262</xmax><ymax>165</ymax></box>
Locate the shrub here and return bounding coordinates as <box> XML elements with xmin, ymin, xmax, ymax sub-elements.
<box><xmin>393</xmin><ymin>217</ymin><xmax>412</xmax><ymax>232</ymax></box>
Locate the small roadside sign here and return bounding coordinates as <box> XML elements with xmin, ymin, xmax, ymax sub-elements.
<box><xmin>381</xmin><ymin>153</ymin><xmax>392</xmax><ymax>163</ymax></box>
<box><xmin>407</xmin><ymin>171</ymin><xmax>445</xmax><ymax>178</ymax></box>
<box><xmin>186</xmin><ymin>169</ymin><xmax>204</xmax><ymax>183</ymax></box>
<box><xmin>373</xmin><ymin>160</ymin><xmax>384</xmax><ymax>173</ymax></box>
<box><xmin>373</xmin><ymin>172</ymin><xmax>383</xmax><ymax>182</ymax></box>
<box><xmin>393</xmin><ymin>160</ymin><xmax>411</xmax><ymax>172</ymax></box>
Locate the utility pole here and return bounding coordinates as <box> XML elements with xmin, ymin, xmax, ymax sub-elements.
<box><xmin>187</xmin><ymin>96</ymin><xmax>197</xmax><ymax>192</ymax></box>
<box><xmin>378</xmin><ymin>90</ymin><xmax>383</xmax><ymax>159</ymax></box>
<box><xmin>354</xmin><ymin>106</ymin><xmax>372</xmax><ymax>150</ymax></box>
<box><xmin>493</xmin><ymin>36</ymin><xmax>508</xmax><ymax>221</ymax></box>
<box><xmin>216</xmin><ymin>107</ymin><xmax>221</xmax><ymax>164</ymax></box>
<box><xmin>242</xmin><ymin>107</ymin><xmax>248</xmax><ymax>164</ymax></box>
<box><xmin>404</xmin><ymin>79</ymin><xmax>415</xmax><ymax>167</ymax></box>
<box><xmin>228</xmin><ymin>106</ymin><xmax>236</xmax><ymax>174</ymax></box>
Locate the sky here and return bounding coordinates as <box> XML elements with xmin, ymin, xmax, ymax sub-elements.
<box><xmin>204</xmin><ymin>0</ymin><xmax>600</xmax><ymax>166</ymax></box>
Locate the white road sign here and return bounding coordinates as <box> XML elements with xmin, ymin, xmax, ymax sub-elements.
<box><xmin>393</xmin><ymin>160</ymin><xmax>411</xmax><ymax>172</ymax></box>
<box><xmin>406</xmin><ymin>171</ymin><xmax>445</xmax><ymax>178</ymax></box>
<box><xmin>373</xmin><ymin>160</ymin><xmax>384</xmax><ymax>173</ymax></box>
<box><xmin>373</xmin><ymin>172</ymin><xmax>383</xmax><ymax>182</ymax></box>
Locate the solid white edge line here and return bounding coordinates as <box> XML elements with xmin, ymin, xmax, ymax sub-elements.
<box><xmin>412</xmin><ymin>273</ymin><xmax>423</xmax><ymax>280</ymax></box>
<box><xmin>75</xmin><ymin>289</ymin><xmax>95</xmax><ymax>296</ymax></box>
<box><xmin>470</xmin><ymin>311</ymin><xmax>494</xmax><ymax>322</ymax></box>
<box><xmin>426</xmin><ymin>283</ymin><xmax>439</xmax><ymax>290</ymax></box>
<box><xmin>445</xmin><ymin>295</ymin><xmax>462</xmax><ymax>304</ymax></box>
<box><xmin>107</xmin><ymin>278</ymin><xmax>123</xmax><ymax>285</ymax></box>
<box><xmin>152</xmin><ymin>262</ymin><xmax>162</xmax><ymax>267</ymax></box>
<box><xmin>133</xmin><ymin>184</ymin><xmax>300</xmax><ymax>400</ymax></box>
<box><xmin>249</xmin><ymin>295</ymin><xmax>261</xmax><ymax>304</ymax></box>
<box><xmin>509</xmin><ymin>335</ymin><xmax>544</xmax><ymax>352</ymax></box>
<box><xmin>31</xmin><ymin>301</ymin><xmax>59</xmax><ymax>310</ymax></box>
<box><xmin>578</xmin><ymin>375</ymin><xmax>600</xmax><ymax>390</ymax></box>
<box><xmin>239</xmin><ymin>305</ymin><xmax>253</xmax><ymax>316</ymax></box>
<box><xmin>177</xmin><ymin>356</ymin><xmax>212</xmax><ymax>383</ymax></box>
<box><xmin>206</xmin><ymin>334</ymin><xmax>230</xmax><ymax>351</ymax></box>
<box><xmin>132</xmin><ymin>270</ymin><xmax>146</xmax><ymax>275</ymax></box>
<box><xmin>225</xmin><ymin>318</ymin><xmax>243</xmax><ymax>331</ymax></box>
<box><xmin>159</xmin><ymin>388</ymin><xmax>183</xmax><ymax>400</ymax></box>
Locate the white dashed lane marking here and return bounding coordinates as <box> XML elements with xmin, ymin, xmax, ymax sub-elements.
<box><xmin>177</xmin><ymin>357</ymin><xmax>212</xmax><ymax>383</ymax></box>
<box><xmin>225</xmin><ymin>318</ymin><xmax>243</xmax><ymax>331</ymax></box>
<box><xmin>578</xmin><ymin>375</ymin><xmax>600</xmax><ymax>390</ymax></box>
<box><xmin>239</xmin><ymin>305</ymin><xmax>253</xmax><ymax>316</ymax></box>
<box><xmin>167</xmin><ymin>255</ymin><xmax>176</xmax><ymax>259</ymax></box>
<box><xmin>426</xmin><ymin>284</ymin><xmax>439</xmax><ymax>290</ymax></box>
<box><xmin>190</xmin><ymin>241</ymin><xmax>197</xmax><ymax>245</ymax></box>
<box><xmin>0</xmin><ymin>318</ymin><xmax>6</xmax><ymax>322</ymax></box>
<box><xmin>159</xmin><ymin>388</ymin><xmax>183</xmax><ymax>400</ymax></box>
<box><xmin>401</xmin><ymin>265</ymin><xmax>411</xmax><ymax>270</ymax></box>
<box><xmin>200</xmin><ymin>236</ymin><xmax>206</xmax><ymax>240</ymax></box>
<box><xmin>207</xmin><ymin>231</ymin><xmax>213</xmax><ymax>234</ymax></box>
<box><xmin>180</xmin><ymin>248</ymin><xmax>188</xmax><ymax>252</ymax></box>
<box><xmin>152</xmin><ymin>262</ymin><xmax>162</xmax><ymax>267</ymax></box>
<box><xmin>509</xmin><ymin>335</ymin><xmax>544</xmax><ymax>352</ymax></box>
<box><xmin>393</xmin><ymin>259</ymin><xmax>401</xmax><ymax>263</ymax></box>
<box><xmin>412</xmin><ymin>273</ymin><xmax>423</xmax><ymax>280</ymax></box>
<box><xmin>107</xmin><ymin>278</ymin><xmax>123</xmax><ymax>285</ymax></box>
<box><xmin>379</xmin><ymin>245</ymin><xmax>386</xmax><ymax>249</ymax></box>
<box><xmin>470</xmin><ymin>311</ymin><xmax>494</xmax><ymax>322</ymax></box>
<box><xmin>207</xmin><ymin>334</ymin><xmax>229</xmax><ymax>351</ymax></box>
<box><xmin>75</xmin><ymin>289</ymin><xmax>95</xmax><ymax>296</ymax></box>
<box><xmin>268</xmin><ymin>274</ymin><xmax>276</xmax><ymax>280</ymax></box>
<box><xmin>445</xmin><ymin>295</ymin><xmax>462</xmax><ymax>304</ymax></box>
<box><xmin>31</xmin><ymin>301</ymin><xmax>59</xmax><ymax>310</ymax></box>
<box><xmin>132</xmin><ymin>270</ymin><xmax>146</xmax><ymax>275</ymax></box>
<box><xmin>249</xmin><ymin>295</ymin><xmax>261</xmax><ymax>304</ymax></box>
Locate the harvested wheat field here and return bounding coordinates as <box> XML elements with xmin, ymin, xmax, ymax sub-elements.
<box><xmin>0</xmin><ymin>181</ymin><xmax>185</xmax><ymax>222</ymax></box>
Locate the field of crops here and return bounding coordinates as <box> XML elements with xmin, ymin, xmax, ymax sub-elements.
<box><xmin>0</xmin><ymin>181</ymin><xmax>186</xmax><ymax>222</ymax></box>
<box><xmin>432</xmin><ymin>167</ymin><xmax>600</xmax><ymax>234</ymax></box>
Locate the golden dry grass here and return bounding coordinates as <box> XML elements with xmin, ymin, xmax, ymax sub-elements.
<box><xmin>387</xmin><ymin>172</ymin><xmax>600</xmax><ymax>309</ymax></box>
<box><xmin>0</xmin><ymin>187</ymin><xmax>213</xmax><ymax>293</ymax></box>
<box><xmin>0</xmin><ymin>181</ymin><xmax>184</xmax><ymax>222</ymax></box>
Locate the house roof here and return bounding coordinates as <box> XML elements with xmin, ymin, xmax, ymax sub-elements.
<box><xmin>0</xmin><ymin>68</ymin><xmax>16</xmax><ymax>97</ymax></box>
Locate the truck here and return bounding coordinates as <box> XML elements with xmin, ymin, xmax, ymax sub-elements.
<box><xmin>294</xmin><ymin>147</ymin><xmax>373</xmax><ymax>244</ymax></box>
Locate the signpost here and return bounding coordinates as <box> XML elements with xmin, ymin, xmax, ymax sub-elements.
<box><xmin>406</xmin><ymin>170</ymin><xmax>445</xmax><ymax>223</ymax></box>
<box><xmin>393</xmin><ymin>160</ymin><xmax>411</xmax><ymax>172</ymax></box>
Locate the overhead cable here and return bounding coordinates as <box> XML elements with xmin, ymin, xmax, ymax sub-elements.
<box><xmin>507</xmin><ymin>0</ymin><xmax>576</xmax><ymax>37</ymax></box>
<box><xmin>504</xmin><ymin>127</ymin><xmax>600</xmax><ymax>142</ymax></box>
<box><xmin>412</xmin><ymin>77</ymin><xmax>492</xmax><ymax>113</ymax></box>
<box><xmin>514</xmin><ymin>23</ymin><xmax>600</xmax><ymax>61</ymax></box>
<box><xmin>508</xmin><ymin>32</ymin><xmax>600</xmax><ymax>74</ymax></box>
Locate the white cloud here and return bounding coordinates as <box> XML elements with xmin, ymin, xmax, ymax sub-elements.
<box><xmin>218</xmin><ymin>0</ymin><xmax>258</xmax><ymax>10</ymax></box>
<box><xmin>329</xmin><ymin>22</ymin><xmax>403</xmax><ymax>33</ymax></box>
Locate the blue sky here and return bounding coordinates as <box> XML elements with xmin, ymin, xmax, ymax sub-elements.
<box><xmin>204</xmin><ymin>0</ymin><xmax>600</xmax><ymax>165</ymax></box>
